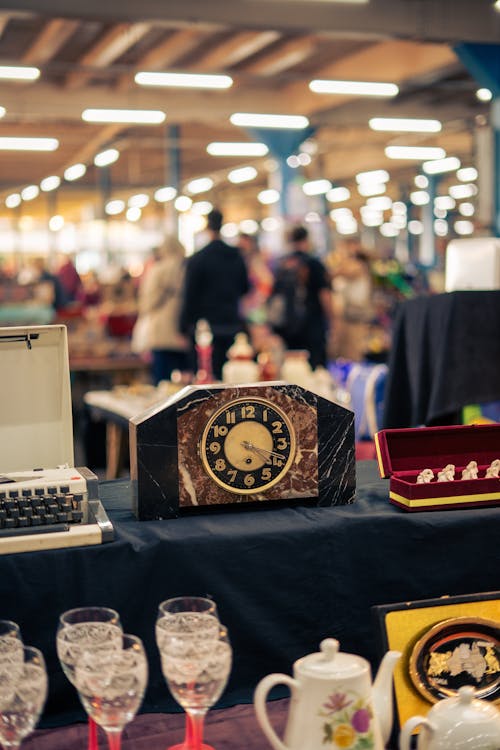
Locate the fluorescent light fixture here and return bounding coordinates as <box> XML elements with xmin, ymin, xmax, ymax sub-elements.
<box><xmin>457</xmin><ymin>167</ymin><xmax>478</xmax><ymax>182</ymax></box>
<box><xmin>414</xmin><ymin>174</ymin><xmax>429</xmax><ymax>188</ymax></box>
<box><xmin>454</xmin><ymin>220</ymin><xmax>474</xmax><ymax>235</ymax></box>
<box><xmin>174</xmin><ymin>195</ymin><xmax>193</xmax><ymax>212</ymax></box>
<box><xmin>128</xmin><ymin>193</ymin><xmax>149</xmax><ymax>209</ymax></box>
<box><xmin>434</xmin><ymin>219</ymin><xmax>448</xmax><ymax>236</ymax></box>
<box><xmin>49</xmin><ymin>215</ymin><xmax>64</xmax><ymax>232</ymax></box>
<box><xmin>385</xmin><ymin>146</ymin><xmax>446</xmax><ymax>160</ymax></box>
<box><xmin>356</xmin><ymin>169</ymin><xmax>389</xmax><ymax>184</ymax></box>
<box><xmin>357</xmin><ymin>183</ymin><xmax>386</xmax><ymax>197</ymax></box>
<box><xmin>154</xmin><ymin>186</ymin><xmax>177</xmax><ymax>203</ymax></box>
<box><xmin>366</xmin><ymin>196</ymin><xmax>392</xmax><ymax>211</ymax></box>
<box><xmin>0</xmin><ymin>65</ymin><xmax>40</xmax><ymax>81</ymax></box>
<box><xmin>135</xmin><ymin>71</ymin><xmax>232</xmax><ymax>89</ymax></box>
<box><xmin>82</xmin><ymin>108</ymin><xmax>166</xmax><ymax>124</ymax></box>
<box><xmin>239</xmin><ymin>219</ymin><xmax>259</xmax><ymax>234</ymax></box>
<box><xmin>126</xmin><ymin>207</ymin><xmax>141</xmax><ymax>222</ymax></box>
<box><xmin>228</xmin><ymin>166</ymin><xmax>257</xmax><ymax>184</ymax></box>
<box><xmin>207</xmin><ymin>142</ymin><xmax>268</xmax><ymax>157</ymax></box>
<box><xmin>380</xmin><ymin>223</ymin><xmax>399</xmax><ymax>237</ymax></box>
<box><xmin>392</xmin><ymin>202</ymin><xmax>407</xmax><ymax>215</ymax></box>
<box><xmin>287</xmin><ymin>155</ymin><xmax>300</xmax><ymax>168</ymax></box>
<box><xmin>434</xmin><ymin>207</ymin><xmax>447</xmax><ymax>219</ymax></box>
<box><xmin>298</xmin><ymin>152</ymin><xmax>311</xmax><ymax>166</ymax></box>
<box><xmin>309</xmin><ymin>79</ymin><xmax>398</xmax><ymax>97</ymax></box>
<box><xmin>458</xmin><ymin>202</ymin><xmax>475</xmax><ymax>217</ymax></box>
<box><xmin>326</xmin><ymin>187</ymin><xmax>350</xmax><ymax>203</ymax></box>
<box><xmin>391</xmin><ymin>214</ymin><xmax>407</xmax><ymax>229</ymax></box>
<box><xmin>476</xmin><ymin>88</ymin><xmax>492</xmax><ymax>102</ymax></box>
<box><xmin>434</xmin><ymin>196</ymin><xmax>456</xmax><ymax>211</ymax></box>
<box><xmin>361</xmin><ymin>213</ymin><xmax>383</xmax><ymax>227</ymax></box>
<box><xmin>302</xmin><ymin>179</ymin><xmax>332</xmax><ymax>196</ymax></box>
<box><xmin>423</xmin><ymin>156</ymin><xmax>461</xmax><ymax>174</ymax></box>
<box><xmin>5</xmin><ymin>193</ymin><xmax>21</xmax><ymax>208</ymax></box>
<box><xmin>105</xmin><ymin>199</ymin><xmax>125</xmax><ymax>216</ymax></box>
<box><xmin>21</xmin><ymin>185</ymin><xmax>39</xmax><ymax>201</ymax></box>
<box><xmin>40</xmin><ymin>175</ymin><xmax>61</xmax><ymax>192</ymax></box>
<box><xmin>410</xmin><ymin>190</ymin><xmax>430</xmax><ymax>206</ymax></box>
<box><xmin>64</xmin><ymin>163</ymin><xmax>86</xmax><ymax>181</ymax></box>
<box><xmin>408</xmin><ymin>220</ymin><xmax>423</xmax><ymax>235</ymax></box>
<box><xmin>449</xmin><ymin>183</ymin><xmax>478</xmax><ymax>199</ymax></box>
<box><xmin>191</xmin><ymin>201</ymin><xmax>213</xmax><ymax>216</ymax></box>
<box><xmin>330</xmin><ymin>208</ymin><xmax>353</xmax><ymax>221</ymax></box>
<box><xmin>261</xmin><ymin>217</ymin><xmax>281</xmax><ymax>232</ymax></box>
<box><xmin>305</xmin><ymin>212</ymin><xmax>321</xmax><ymax>223</ymax></box>
<box><xmin>369</xmin><ymin>117</ymin><xmax>441</xmax><ymax>133</ymax></box>
<box><xmin>336</xmin><ymin>219</ymin><xmax>358</xmax><ymax>235</ymax></box>
<box><xmin>94</xmin><ymin>148</ymin><xmax>120</xmax><ymax>167</ymax></box>
<box><xmin>0</xmin><ymin>137</ymin><xmax>58</xmax><ymax>151</ymax></box>
<box><xmin>0</xmin><ymin>106</ymin><xmax>5</xmax><ymax>118</ymax></box>
<box><xmin>186</xmin><ymin>177</ymin><xmax>214</xmax><ymax>195</ymax></box>
<box><xmin>258</xmin><ymin>189</ymin><xmax>280</xmax><ymax>205</ymax></box>
<box><xmin>221</xmin><ymin>222</ymin><xmax>239</xmax><ymax>239</ymax></box>
<box><xmin>230</xmin><ymin>112</ymin><xmax>309</xmax><ymax>129</ymax></box>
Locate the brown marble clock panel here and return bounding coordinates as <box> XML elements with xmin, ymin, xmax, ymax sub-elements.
<box><xmin>130</xmin><ymin>382</ymin><xmax>355</xmax><ymax>520</ymax></box>
<box><xmin>177</xmin><ymin>384</ymin><xmax>318</xmax><ymax>507</ymax></box>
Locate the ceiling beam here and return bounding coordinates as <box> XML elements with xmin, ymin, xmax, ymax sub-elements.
<box><xmin>0</xmin><ymin>0</ymin><xmax>498</xmax><ymax>44</ymax></box>
<box><xmin>56</xmin><ymin>123</ymin><xmax>125</xmax><ymax>173</ymax></box>
<box><xmin>241</xmin><ymin>35</ymin><xmax>317</xmax><ymax>76</ymax></box>
<box><xmin>0</xmin><ymin>13</ymin><xmax>9</xmax><ymax>39</ymax></box>
<box><xmin>190</xmin><ymin>30</ymin><xmax>281</xmax><ymax>71</ymax></box>
<box><xmin>22</xmin><ymin>18</ymin><xmax>80</xmax><ymax>64</ymax></box>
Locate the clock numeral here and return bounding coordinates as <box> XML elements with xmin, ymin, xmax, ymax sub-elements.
<box><xmin>226</xmin><ymin>411</ymin><xmax>236</xmax><ymax>425</ymax></box>
<box><xmin>227</xmin><ymin>469</ymin><xmax>237</xmax><ymax>483</ymax></box>
<box><xmin>262</xmin><ymin>409</ymin><xmax>268</xmax><ymax>422</ymax></box>
<box><xmin>209</xmin><ymin>441</ymin><xmax>221</xmax><ymax>454</ymax></box>
<box><xmin>272</xmin><ymin>420</ymin><xmax>283</xmax><ymax>434</ymax></box>
<box><xmin>244</xmin><ymin>474</ymin><xmax>255</xmax><ymax>487</ymax></box>
<box><xmin>272</xmin><ymin>456</ymin><xmax>283</xmax><ymax>467</ymax></box>
<box><xmin>215</xmin><ymin>458</ymin><xmax>226</xmax><ymax>472</ymax></box>
<box><xmin>261</xmin><ymin>468</ymin><xmax>272</xmax><ymax>481</ymax></box>
<box><xmin>276</xmin><ymin>437</ymin><xmax>288</xmax><ymax>451</ymax></box>
<box><xmin>241</xmin><ymin>404</ymin><xmax>255</xmax><ymax>419</ymax></box>
<box><xmin>213</xmin><ymin>425</ymin><xmax>228</xmax><ymax>437</ymax></box>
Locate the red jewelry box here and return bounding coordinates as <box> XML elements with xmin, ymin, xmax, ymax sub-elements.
<box><xmin>374</xmin><ymin>424</ymin><xmax>500</xmax><ymax>511</ymax></box>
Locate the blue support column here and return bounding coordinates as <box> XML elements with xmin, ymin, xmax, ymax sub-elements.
<box><xmin>419</xmin><ymin>174</ymin><xmax>438</xmax><ymax>267</ymax></box>
<box><xmin>454</xmin><ymin>43</ymin><xmax>500</xmax><ymax>237</ymax></box>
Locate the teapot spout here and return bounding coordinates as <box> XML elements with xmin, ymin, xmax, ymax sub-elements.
<box><xmin>372</xmin><ymin>650</ymin><xmax>401</xmax><ymax>746</ymax></box>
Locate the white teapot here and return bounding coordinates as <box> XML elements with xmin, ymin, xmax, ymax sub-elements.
<box><xmin>400</xmin><ymin>686</ymin><xmax>500</xmax><ymax>750</ymax></box>
<box><xmin>254</xmin><ymin>638</ymin><xmax>401</xmax><ymax>750</ymax></box>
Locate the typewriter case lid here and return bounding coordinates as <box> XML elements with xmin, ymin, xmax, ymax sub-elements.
<box><xmin>0</xmin><ymin>325</ymin><xmax>74</xmax><ymax>473</ymax></box>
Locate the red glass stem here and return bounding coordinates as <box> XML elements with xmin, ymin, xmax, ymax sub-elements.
<box><xmin>188</xmin><ymin>711</ymin><xmax>206</xmax><ymax>750</ymax></box>
<box><xmin>88</xmin><ymin>717</ymin><xmax>98</xmax><ymax>750</ymax></box>
<box><xmin>106</xmin><ymin>730</ymin><xmax>122</xmax><ymax>750</ymax></box>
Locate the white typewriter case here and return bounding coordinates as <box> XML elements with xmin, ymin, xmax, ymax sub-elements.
<box><xmin>0</xmin><ymin>324</ymin><xmax>113</xmax><ymax>553</ymax></box>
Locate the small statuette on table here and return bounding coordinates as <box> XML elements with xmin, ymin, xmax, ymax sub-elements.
<box><xmin>437</xmin><ymin>464</ymin><xmax>455</xmax><ymax>482</ymax></box>
<box><xmin>461</xmin><ymin>460</ymin><xmax>478</xmax><ymax>480</ymax></box>
<box><xmin>417</xmin><ymin>468</ymin><xmax>434</xmax><ymax>484</ymax></box>
<box><xmin>485</xmin><ymin>459</ymin><xmax>500</xmax><ymax>478</ymax></box>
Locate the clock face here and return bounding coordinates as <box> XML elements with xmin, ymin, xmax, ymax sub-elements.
<box><xmin>199</xmin><ymin>397</ymin><xmax>296</xmax><ymax>494</ymax></box>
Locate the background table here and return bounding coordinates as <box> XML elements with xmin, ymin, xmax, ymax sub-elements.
<box><xmin>1</xmin><ymin>462</ymin><xmax>499</xmax><ymax>729</ymax></box>
<box><xmin>382</xmin><ymin>290</ymin><xmax>500</xmax><ymax>428</ymax></box>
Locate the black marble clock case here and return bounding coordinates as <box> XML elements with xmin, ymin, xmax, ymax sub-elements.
<box><xmin>129</xmin><ymin>382</ymin><xmax>355</xmax><ymax>520</ymax></box>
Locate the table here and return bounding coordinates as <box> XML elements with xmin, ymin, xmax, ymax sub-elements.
<box><xmin>1</xmin><ymin>462</ymin><xmax>499</xmax><ymax>729</ymax></box>
<box><xmin>382</xmin><ymin>290</ymin><xmax>500</xmax><ymax>428</ymax></box>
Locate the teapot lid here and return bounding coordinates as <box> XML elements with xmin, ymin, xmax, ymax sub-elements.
<box><xmin>430</xmin><ymin>686</ymin><xmax>500</xmax><ymax>725</ymax></box>
<box><xmin>296</xmin><ymin>639</ymin><xmax>368</xmax><ymax>678</ymax></box>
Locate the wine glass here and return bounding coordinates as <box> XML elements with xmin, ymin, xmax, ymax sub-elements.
<box><xmin>157</xmin><ymin>619</ymin><xmax>232</xmax><ymax>750</ymax></box>
<box><xmin>0</xmin><ymin>645</ymin><xmax>47</xmax><ymax>750</ymax></box>
<box><xmin>56</xmin><ymin>607</ymin><xmax>122</xmax><ymax>750</ymax></box>
<box><xmin>156</xmin><ymin>597</ymin><xmax>220</xmax><ymax>750</ymax></box>
<box><xmin>0</xmin><ymin>623</ymin><xmax>23</xmax><ymax>671</ymax></box>
<box><xmin>74</xmin><ymin>633</ymin><xmax>148</xmax><ymax>750</ymax></box>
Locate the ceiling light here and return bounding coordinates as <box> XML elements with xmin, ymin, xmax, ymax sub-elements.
<box><xmin>221</xmin><ymin>222</ymin><xmax>239</xmax><ymax>238</ymax></box>
<box><xmin>326</xmin><ymin>187</ymin><xmax>350</xmax><ymax>203</ymax></box>
<box><xmin>369</xmin><ymin>117</ymin><xmax>441</xmax><ymax>133</ymax></box>
<box><xmin>261</xmin><ymin>217</ymin><xmax>281</xmax><ymax>232</ymax></box>
<box><xmin>40</xmin><ymin>175</ymin><xmax>61</xmax><ymax>192</ymax></box>
<box><xmin>391</xmin><ymin>214</ymin><xmax>407</xmax><ymax>229</ymax></box>
<box><xmin>239</xmin><ymin>219</ymin><xmax>259</xmax><ymax>234</ymax></box>
<box><xmin>423</xmin><ymin>156</ymin><xmax>461</xmax><ymax>174</ymax></box>
<box><xmin>410</xmin><ymin>190</ymin><xmax>430</xmax><ymax>205</ymax></box>
<box><xmin>361</xmin><ymin>214</ymin><xmax>383</xmax><ymax>227</ymax></box>
<box><xmin>458</xmin><ymin>202</ymin><xmax>475</xmax><ymax>217</ymax></box>
<box><xmin>94</xmin><ymin>148</ymin><xmax>120</xmax><ymax>167</ymax></box>
<box><xmin>434</xmin><ymin>219</ymin><xmax>448</xmax><ymax>236</ymax></box>
<box><xmin>174</xmin><ymin>195</ymin><xmax>193</xmax><ymax>212</ymax></box>
<box><xmin>495</xmin><ymin>0</ymin><xmax>500</xmax><ymax>11</ymax></box>
<box><xmin>105</xmin><ymin>199</ymin><xmax>125</xmax><ymax>216</ymax></box>
<box><xmin>385</xmin><ymin>146</ymin><xmax>446</xmax><ymax>160</ymax></box>
<box><xmin>191</xmin><ymin>201</ymin><xmax>213</xmax><ymax>216</ymax></box>
<box><xmin>302</xmin><ymin>179</ymin><xmax>332</xmax><ymax>196</ymax></box>
<box><xmin>434</xmin><ymin>207</ymin><xmax>447</xmax><ymax>219</ymax></box>
<box><xmin>297</xmin><ymin>153</ymin><xmax>311</xmax><ymax>166</ymax></box>
<box><xmin>126</xmin><ymin>207</ymin><xmax>142</xmax><ymax>222</ymax></box>
<box><xmin>154</xmin><ymin>186</ymin><xmax>177</xmax><ymax>203</ymax></box>
<box><xmin>207</xmin><ymin>142</ymin><xmax>268</xmax><ymax>157</ymax></box>
<box><xmin>449</xmin><ymin>183</ymin><xmax>478</xmax><ymax>199</ymax></box>
<box><xmin>83</xmin><ymin>108</ymin><xmax>166</xmax><ymax>124</ymax></box>
<box><xmin>454</xmin><ymin>220</ymin><xmax>474</xmax><ymax>235</ymax></box>
<box><xmin>380</xmin><ymin>222</ymin><xmax>399</xmax><ymax>237</ymax></box>
<box><xmin>135</xmin><ymin>72</ymin><xmax>233</xmax><ymax>89</ymax></box>
<box><xmin>21</xmin><ymin>185</ymin><xmax>39</xmax><ymax>201</ymax></box>
<box><xmin>434</xmin><ymin>196</ymin><xmax>456</xmax><ymax>211</ymax></box>
<box><xmin>0</xmin><ymin>66</ymin><xmax>40</xmax><ymax>81</ymax></box>
<box><xmin>357</xmin><ymin>183</ymin><xmax>386</xmax><ymax>197</ymax></box>
<box><xmin>230</xmin><ymin>112</ymin><xmax>309</xmax><ymax>129</ymax></box>
<box><xmin>356</xmin><ymin>169</ymin><xmax>389</xmax><ymax>184</ymax></box>
<box><xmin>128</xmin><ymin>193</ymin><xmax>149</xmax><ymax>209</ymax></box>
<box><xmin>258</xmin><ymin>189</ymin><xmax>280</xmax><ymax>205</ymax></box>
<box><xmin>0</xmin><ymin>106</ymin><xmax>5</xmax><ymax>118</ymax></box>
<box><xmin>49</xmin><ymin>215</ymin><xmax>64</xmax><ymax>232</ymax></box>
<box><xmin>0</xmin><ymin>137</ymin><xmax>58</xmax><ymax>151</ymax></box>
<box><xmin>330</xmin><ymin>208</ymin><xmax>353</xmax><ymax>221</ymax></box>
<box><xmin>64</xmin><ymin>163</ymin><xmax>86</xmax><ymax>181</ymax></box>
<box><xmin>392</xmin><ymin>202</ymin><xmax>407</xmax><ymax>215</ymax></box>
<box><xmin>5</xmin><ymin>193</ymin><xmax>21</xmax><ymax>208</ymax></box>
<box><xmin>408</xmin><ymin>220</ymin><xmax>423</xmax><ymax>235</ymax></box>
<box><xmin>309</xmin><ymin>79</ymin><xmax>398</xmax><ymax>97</ymax></box>
<box><xmin>457</xmin><ymin>167</ymin><xmax>478</xmax><ymax>182</ymax></box>
<box><xmin>186</xmin><ymin>177</ymin><xmax>214</xmax><ymax>195</ymax></box>
<box><xmin>228</xmin><ymin>166</ymin><xmax>258</xmax><ymax>184</ymax></box>
<box><xmin>366</xmin><ymin>196</ymin><xmax>392</xmax><ymax>211</ymax></box>
<box><xmin>336</xmin><ymin>219</ymin><xmax>358</xmax><ymax>235</ymax></box>
<box><xmin>476</xmin><ymin>88</ymin><xmax>492</xmax><ymax>102</ymax></box>
<box><xmin>287</xmin><ymin>155</ymin><xmax>300</xmax><ymax>168</ymax></box>
<box><xmin>414</xmin><ymin>174</ymin><xmax>429</xmax><ymax>188</ymax></box>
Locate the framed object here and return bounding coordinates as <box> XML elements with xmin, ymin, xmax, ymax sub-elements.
<box><xmin>372</xmin><ymin>591</ymin><xmax>500</xmax><ymax>731</ymax></box>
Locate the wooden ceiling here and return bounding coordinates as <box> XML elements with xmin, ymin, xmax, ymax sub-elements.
<box><xmin>0</xmin><ymin>0</ymin><xmax>497</xmax><ymax>225</ymax></box>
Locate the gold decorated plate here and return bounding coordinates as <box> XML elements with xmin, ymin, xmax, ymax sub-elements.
<box><xmin>409</xmin><ymin>616</ymin><xmax>500</xmax><ymax>704</ymax></box>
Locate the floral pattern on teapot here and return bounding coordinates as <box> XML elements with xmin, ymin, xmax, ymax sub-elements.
<box><xmin>319</xmin><ymin>691</ymin><xmax>375</xmax><ymax>749</ymax></box>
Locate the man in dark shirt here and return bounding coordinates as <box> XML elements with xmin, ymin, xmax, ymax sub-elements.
<box><xmin>180</xmin><ymin>209</ymin><xmax>250</xmax><ymax>379</ymax></box>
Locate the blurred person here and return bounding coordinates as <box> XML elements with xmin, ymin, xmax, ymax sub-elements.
<box><xmin>238</xmin><ymin>232</ymin><xmax>274</xmax><ymax>328</ymax></box>
<box><xmin>28</xmin><ymin>256</ymin><xmax>68</xmax><ymax>311</ymax></box>
<box><xmin>80</xmin><ymin>270</ymin><xmax>102</xmax><ymax>307</ymax></box>
<box><xmin>267</xmin><ymin>225</ymin><xmax>333</xmax><ymax>369</ymax></box>
<box><xmin>135</xmin><ymin>237</ymin><xmax>189</xmax><ymax>384</ymax></box>
<box><xmin>55</xmin><ymin>254</ymin><xmax>83</xmax><ymax>304</ymax></box>
<box><xmin>180</xmin><ymin>209</ymin><xmax>249</xmax><ymax>379</ymax></box>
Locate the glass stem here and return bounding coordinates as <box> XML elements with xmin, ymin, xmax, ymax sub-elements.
<box><xmin>188</xmin><ymin>710</ymin><xmax>207</xmax><ymax>750</ymax></box>
<box><xmin>106</xmin><ymin>729</ymin><xmax>122</xmax><ymax>750</ymax></box>
<box><xmin>88</xmin><ymin>716</ymin><xmax>98</xmax><ymax>750</ymax></box>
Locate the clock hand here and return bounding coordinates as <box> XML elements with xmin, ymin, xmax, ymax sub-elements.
<box><xmin>241</xmin><ymin>441</ymin><xmax>283</xmax><ymax>461</ymax></box>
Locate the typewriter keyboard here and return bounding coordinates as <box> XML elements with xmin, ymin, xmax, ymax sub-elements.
<box><xmin>0</xmin><ymin>488</ymin><xmax>85</xmax><ymax>537</ymax></box>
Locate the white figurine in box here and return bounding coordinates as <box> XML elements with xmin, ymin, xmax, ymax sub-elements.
<box><xmin>486</xmin><ymin>459</ymin><xmax>500</xmax><ymax>478</ymax></box>
<box><xmin>437</xmin><ymin>464</ymin><xmax>455</xmax><ymax>482</ymax></box>
<box><xmin>417</xmin><ymin>468</ymin><xmax>434</xmax><ymax>484</ymax></box>
<box><xmin>461</xmin><ymin>460</ymin><xmax>478</xmax><ymax>480</ymax></box>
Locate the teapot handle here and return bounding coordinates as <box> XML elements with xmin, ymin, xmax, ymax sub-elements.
<box><xmin>254</xmin><ymin>673</ymin><xmax>300</xmax><ymax>750</ymax></box>
<box><xmin>399</xmin><ymin>715</ymin><xmax>434</xmax><ymax>750</ymax></box>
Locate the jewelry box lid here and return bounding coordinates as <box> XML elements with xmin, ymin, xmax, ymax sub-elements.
<box><xmin>0</xmin><ymin>324</ymin><xmax>74</xmax><ymax>473</ymax></box>
<box><xmin>375</xmin><ymin>423</ymin><xmax>500</xmax><ymax>479</ymax></box>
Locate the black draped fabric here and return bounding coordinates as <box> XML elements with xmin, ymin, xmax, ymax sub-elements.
<box><xmin>383</xmin><ymin>290</ymin><xmax>500</xmax><ymax>428</ymax></box>
<box><xmin>1</xmin><ymin>462</ymin><xmax>499</xmax><ymax>728</ymax></box>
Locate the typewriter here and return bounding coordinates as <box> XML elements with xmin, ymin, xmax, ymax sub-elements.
<box><xmin>0</xmin><ymin>325</ymin><xmax>114</xmax><ymax>554</ymax></box>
